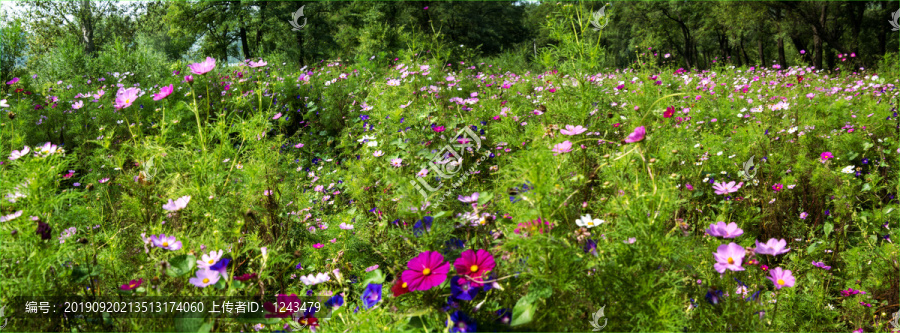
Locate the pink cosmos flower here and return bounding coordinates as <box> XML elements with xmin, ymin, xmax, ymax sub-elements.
<box><xmin>624</xmin><ymin>126</ymin><xmax>646</xmax><ymax>143</ymax></box>
<box><xmin>390</xmin><ymin>158</ymin><xmax>402</xmax><ymax>167</ymax></box>
<box><xmin>712</xmin><ymin>181</ymin><xmax>743</xmax><ymax>195</ymax></box>
<box><xmin>150</xmin><ymin>234</ymin><xmax>183</xmax><ymax>251</ymax></box>
<box><xmin>248</xmin><ymin>60</ymin><xmax>268</xmax><ymax>68</ymax></box>
<box><xmin>713</xmin><ymin>242</ymin><xmax>746</xmax><ymax>273</ymax></box>
<box><xmin>458</xmin><ymin>192</ymin><xmax>479</xmax><ymax>203</ymax></box>
<box><xmin>552</xmin><ymin>141</ymin><xmax>573</xmax><ymax>155</ymax></box>
<box><xmin>401</xmin><ymin>251</ymin><xmax>450</xmax><ymax>291</ymax></box>
<box><xmin>72</xmin><ymin>101</ymin><xmax>83</xmax><ymax>109</ymax></box>
<box><xmin>272</xmin><ymin>113</ymin><xmax>282</xmax><ymax>120</ymax></box>
<box><xmin>755</xmin><ymin>238</ymin><xmax>790</xmax><ymax>256</ymax></box>
<box><xmin>453</xmin><ymin>249</ymin><xmax>495</xmax><ymax>287</ymax></box>
<box><xmin>705</xmin><ymin>222</ymin><xmax>744</xmax><ymax>238</ymax></box>
<box><xmin>313</xmin><ymin>243</ymin><xmax>324</xmax><ymax>249</ymax></box>
<box><xmin>772</xmin><ymin>183</ymin><xmax>783</xmax><ymax>192</ymax></box>
<box><xmin>184</xmin><ymin>75</ymin><xmax>194</xmax><ymax>83</ymax></box>
<box><xmin>162</xmin><ymin>195</ymin><xmax>191</xmax><ymax>212</ymax></box>
<box><xmin>6</xmin><ymin>77</ymin><xmax>19</xmax><ymax>85</ymax></box>
<box><xmin>820</xmin><ymin>152</ymin><xmax>834</xmax><ymax>162</ymax></box>
<box><xmin>767</xmin><ymin>267</ymin><xmax>795</xmax><ymax>290</ymax></box>
<box><xmin>153</xmin><ymin>84</ymin><xmax>173</xmax><ymax>101</ymax></box>
<box><xmin>9</xmin><ymin>146</ymin><xmax>30</xmax><ymax>160</ymax></box>
<box><xmin>189</xmin><ymin>57</ymin><xmax>217</xmax><ymax>75</ymax></box>
<box><xmin>560</xmin><ymin>125</ymin><xmax>587</xmax><ymax>135</ymax></box>
<box><xmin>433</xmin><ymin>126</ymin><xmax>445</xmax><ymax>132</ymax></box>
<box><xmin>800</xmin><ymin>212</ymin><xmax>808</xmax><ymax>219</ymax></box>
<box><xmin>114</xmin><ymin>87</ymin><xmax>141</xmax><ymax>110</ymax></box>
<box><xmin>189</xmin><ymin>269</ymin><xmax>220</xmax><ymax>287</ymax></box>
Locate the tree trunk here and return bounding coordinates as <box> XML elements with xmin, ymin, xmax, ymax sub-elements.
<box><xmin>740</xmin><ymin>35</ymin><xmax>750</xmax><ymax>67</ymax></box>
<box><xmin>240</xmin><ymin>25</ymin><xmax>251</xmax><ymax>60</ymax></box>
<box><xmin>777</xmin><ymin>37</ymin><xmax>786</xmax><ymax>67</ymax></box>
<box><xmin>811</xmin><ymin>3</ymin><xmax>825</xmax><ymax>69</ymax></box>
<box><xmin>80</xmin><ymin>0</ymin><xmax>96</xmax><ymax>57</ymax></box>
<box><xmin>758</xmin><ymin>36</ymin><xmax>765</xmax><ymax>66</ymax></box>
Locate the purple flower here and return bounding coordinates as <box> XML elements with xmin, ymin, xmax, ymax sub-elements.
<box><xmin>713</xmin><ymin>242</ymin><xmax>745</xmax><ymax>273</ymax></box>
<box><xmin>361</xmin><ymin>283</ymin><xmax>382</xmax><ymax>309</ymax></box>
<box><xmin>413</xmin><ymin>216</ymin><xmax>433</xmax><ymax>237</ymax></box>
<box><xmin>150</xmin><ymin>234</ymin><xmax>183</xmax><ymax>251</ymax></box>
<box><xmin>755</xmin><ymin>238</ymin><xmax>790</xmax><ymax>256</ymax></box>
<box><xmin>767</xmin><ymin>267</ymin><xmax>795</xmax><ymax>289</ymax></box>
<box><xmin>811</xmin><ymin>261</ymin><xmax>831</xmax><ymax>270</ymax></box>
<box><xmin>624</xmin><ymin>126</ymin><xmax>646</xmax><ymax>143</ymax></box>
<box><xmin>6</xmin><ymin>77</ymin><xmax>20</xmax><ymax>85</ymax></box>
<box><xmin>450</xmin><ymin>276</ymin><xmax>480</xmax><ymax>301</ymax></box>
<box><xmin>189</xmin><ymin>269</ymin><xmax>220</xmax><ymax>287</ymax></box>
<box><xmin>448</xmin><ymin>311</ymin><xmax>477</xmax><ymax>333</ymax></box>
<box><xmin>209</xmin><ymin>258</ymin><xmax>231</xmax><ymax>280</ymax></box>
<box><xmin>800</xmin><ymin>212</ymin><xmax>808</xmax><ymax>219</ymax></box>
<box><xmin>189</xmin><ymin>57</ymin><xmax>217</xmax><ymax>75</ymax></box>
<box><xmin>705</xmin><ymin>222</ymin><xmax>743</xmax><ymax>238</ymax></box>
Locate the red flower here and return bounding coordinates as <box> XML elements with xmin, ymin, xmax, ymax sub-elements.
<box><xmin>663</xmin><ymin>106</ymin><xmax>675</xmax><ymax>118</ymax></box>
<box><xmin>120</xmin><ymin>278</ymin><xmax>143</xmax><ymax>291</ymax></box>
<box><xmin>391</xmin><ymin>278</ymin><xmax>410</xmax><ymax>297</ymax></box>
<box><xmin>797</xmin><ymin>75</ymin><xmax>803</xmax><ymax>83</ymax></box>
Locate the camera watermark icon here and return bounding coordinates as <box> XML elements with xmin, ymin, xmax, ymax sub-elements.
<box><xmin>890</xmin><ymin>9</ymin><xmax>900</xmax><ymax>31</ymax></box>
<box><xmin>410</xmin><ymin>126</ymin><xmax>486</xmax><ymax>204</ymax></box>
<box><xmin>589</xmin><ymin>4</ymin><xmax>610</xmax><ymax>31</ymax></box>
<box><xmin>588</xmin><ymin>305</ymin><xmax>607</xmax><ymax>331</ymax></box>
<box><xmin>0</xmin><ymin>304</ymin><xmax>7</xmax><ymax>330</ymax></box>
<box><xmin>890</xmin><ymin>310</ymin><xmax>899</xmax><ymax>330</ymax></box>
<box><xmin>289</xmin><ymin>6</ymin><xmax>307</xmax><ymax>31</ymax></box>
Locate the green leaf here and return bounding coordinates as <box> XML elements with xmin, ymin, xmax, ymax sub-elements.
<box><xmin>477</xmin><ymin>192</ymin><xmax>494</xmax><ymax>205</ymax></box>
<box><xmin>167</xmin><ymin>254</ymin><xmax>196</xmax><ymax>278</ymax></box>
<box><xmin>824</xmin><ymin>223</ymin><xmax>834</xmax><ymax>238</ymax></box>
<box><xmin>362</xmin><ymin>269</ymin><xmax>385</xmax><ymax>285</ymax></box>
<box><xmin>510</xmin><ymin>295</ymin><xmax>536</xmax><ymax>326</ymax></box>
<box><xmin>861</xmin><ymin>183</ymin><xmax>872</xmax><ymax>192</ymax></box>
<box><xmin>432</xmin><ymin>211</ymin><xmax>447</xmax><ymax>218</ymax></box>
<box><xmin>72</xmin><ymin>266</ymin><xmax>91</xmax><ymax>283</ymax></box>
<box><xmin>806</xmin><ymin>242</ymin><xmax>821</xmax><ymax>254</ymax></box>
<box><xmin>174</xmin><ymin>314</ymin><xmax>204</xmax><ymax>332</ymax></box>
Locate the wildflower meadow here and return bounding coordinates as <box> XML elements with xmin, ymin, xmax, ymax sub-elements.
<box><xmin>1</xmin><ymin>1</ymin><xmax>899</xmax><ymax>332</ymax></box>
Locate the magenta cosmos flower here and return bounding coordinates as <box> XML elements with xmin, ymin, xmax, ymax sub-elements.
<box><xmin>150</xmin><ymin>234</ymin><xmax>183</xmax><ymax>251</ymax></box>
<box><xmin>153</xmin><ymin>84</ymin><xmax>173</xmax><ymax>101</ymax></box>
<box><xmin>120</xmin><ymin>278</ymin><xmax>143</xmax><ymax>291</ymax></box>
<box><xmin>453</xmin><ymin>249</ymin><xmax>496</xmax><ymax>287</ymax></box>
<box><xmin>705</xmin><ymin>222</ymin><xmax>743</xmax><ymax>238</ymax></box>
<box><xmin>552</xmin><ymin>141</ymin><xmax>573</xmax><ymax>155</ymax></box>
<box><xmin>6</xmin><ymin>77</ymin><xmax>19</xmax><ymax>85</ymax></box>
<box><xmin>401</xmin><ymin>251</ymin><xmax>450</xmax><ymax>291</ymax></box>
<box><xmin>755</xmin><ymin>238</ymin><xmax>790</xmax><ymax>256</ymax></box>
<box><xmin>713</xmin><ymin>242</ymin><xmax>745</xmax><ymax>273</ymax></box>
<box><xmin>767</xmin><ymin>267</ymin><xmax>795</xmax><ymax>290</ymax></box>
<box><xmin>820</xmin><ymin>152</ymin><xmax>834</xmax><ymax>162</ymax></box>
<box><xmin>560</xmin><ymin>125</ymin><xmax>587</xmax><ymax>135</ymax></box>
<box><xmin>624</xmin><ymin>126</ymin><xmax>646</xmax><ymax>143</ymax></box>
<box><xmin>189</xmin><ymin>57</ymin><xmax>217</xmax><ymax>75</ymax></box>
<box><xmin>114</xmin><ymin>87</ymin><xmax>141</xmax><ymax>110</ymax></box>
<box><xmin>712</xmin><ymin>181</ymin><xmax>743</xmax><ymax>195</ymax></box>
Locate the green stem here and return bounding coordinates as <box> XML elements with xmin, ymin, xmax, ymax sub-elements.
<box><xmin>191</xmin><ymin>86</ymin><xmax>206</xmax><ymax>151</ymax></box>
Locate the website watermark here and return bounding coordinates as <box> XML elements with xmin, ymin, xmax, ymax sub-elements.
<box><xmin>890</xmin><ymin>9</ymin><xmax>899</xmax><ymax>31</ymax></box>
<box><xmin>588</xmin><ymin>305</ymin><xmax>607</xmax><ymax>331</ymax></box>
<box><xmin>289</xmin><ymin>6</ymin><xmax>307</xmax><ymax>31</ymax></box>
<box><xmin>410</xmin><ymin>127</ymin><xmax>488</xmax><ymax>205</ymax></box>
<box><xmin>589</xmin><ymin>4</ymin><xmax>610</xmax><ymax>31</ymax></box>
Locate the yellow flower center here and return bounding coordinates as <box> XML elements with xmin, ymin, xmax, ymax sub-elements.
<box><xmin>129</xmin><ymin>283</ymin><xmax>136</xmax><ymax>288</ymax></box>
<box><xmin>777</xmin><ymin>279</ymin><xmax>785</xmax><ymax>286</ymax></box>
<box><xmin>401</xmin><ymin>282</ymin><xmax>408</xmax><ymax>288</ymax></box>
<box><xmin>422</xmin><ymin>268</ymin><xmax>431</xmax><ymax>276</ymax></box>
<box><xmin>727</xmin><ymin>257</ymin><xmax>734</xmax><ymax>265</ymax></box>
<box><xmin>208</xmin><ymin>260</ymin><xmax>215</xmax><ymax>264</ymax></box>
<box><xmin>162</xmin><ymin>242</ymin><xmax>169</xmax><ymax>247</ymax></box>
<box><xmin>202</xmin><ymin>278</ymin><xmax>209</xmax><ymax>284</ymax></box>
<box><xmin>587</xmin><ymin>221</ymin><xmax>594</xmax><ymax>226</ymax></box>
<box><xmin>125</xmin><ymin>99</ymin><xmax>130</xmax><ymax>104</ymax></box>
<box><xmin>470</xmin><ymin>265</ymin><xmax>479</xmax><ymax>273</ymax></box>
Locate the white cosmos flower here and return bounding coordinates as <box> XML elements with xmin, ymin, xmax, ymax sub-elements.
<box><xmin>575</xmin><ymin>214</ymin><xmax>604</xmax><ymax>228</ymax></box>
<box><xmin>197</xmin><ymin>250</ymin><xmax>224</xmax><ymax>269</ymax></box>
<box><xmin>840</xmin><ymin>165</ymin><xmax>855</xmax><ymax>174</ymax></box>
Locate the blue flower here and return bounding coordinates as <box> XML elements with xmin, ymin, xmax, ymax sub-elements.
<box><xmin>705</xmin><ymin>288</ymin><xmax>723</xmax><ymax>305</ymax></box>
<box><xmin>295</xmin><ymin>262</ymin><xmax>303</xmax><ymax>270</ymax></box>
<box><xmin>413</xmin><ymin>216</ymin><xmax>433</xmax><ymax>237</ymax></box>
<box><xmin>325</xmin><ymin>295</ymin><xmax>344</xmax><ymax>308</ymax></box>
<box><xmin>360</xmin><ymin>115</ymin><xmax>370</xmax><ymax>121</ymax></box>
<box><xmin>210</xmin><ymin>258</ymin><xmax>231</xmax><ymax>280</ymax></box>
<box><xmin>361</xmin><ymin>283</ymin><xmax>382</xmax><ymax>309</ymax></box>
<box><xmin>583</xmin><ymin>239</ymin><xmax>598</xmax><ymax>256</ymax></box>
<box><xmin>495</xmin><ymin>308</ymin><xmax>512</xmax><ymax>325</ymax></box>
<box><xmin>450</xmin><ymin>276</ymin><xmax>480</xmax><ymax>301</ymax></box>
<box><xmin>448</xmin><ymin>311</ymin><xmax>477</xmax><ymax>333</ymax></box>
<box><xmin>443</xmin><ymin>238</ymin><xmax>465</xmax><ymax>255</ymax></box>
